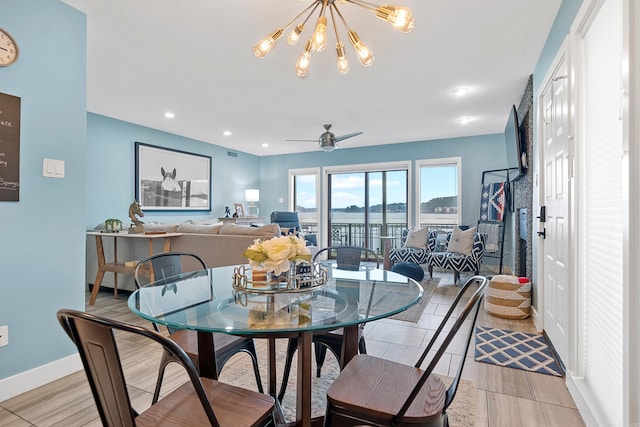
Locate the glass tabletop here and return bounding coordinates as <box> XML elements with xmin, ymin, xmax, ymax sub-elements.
<box><xmin>128</xmin><ymin>265</ymin><xmax>423</xmax><ymax>335</ymax></box>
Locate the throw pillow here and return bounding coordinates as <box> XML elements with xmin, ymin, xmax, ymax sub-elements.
<box><xmin>447</xmin><ymin>226</ymin><xmax>476</xmax><ymax>256</ymax></box>
<box><xmin>403</xmin><ymin>228</ymin><xmax>429</xmax><ymax>249</ymax></box>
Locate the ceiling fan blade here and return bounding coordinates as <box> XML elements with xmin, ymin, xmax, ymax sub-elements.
<box><xmin>334</xmin><ymin>131</ymin><xmax>363</xmax><ymax>142</ymax></box>
<box><xmin>285</xmin><ymin>139</ymin><xmax>320</xmax><ymax>142</ymax></box>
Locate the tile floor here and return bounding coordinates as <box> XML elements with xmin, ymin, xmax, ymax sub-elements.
<box><xmin>0</xmin><ymin>270</ymin><xmax>585</xmax><ymax>426</ymax></box>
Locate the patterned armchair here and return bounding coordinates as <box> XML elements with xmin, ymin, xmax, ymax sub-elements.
<box><xmin>389</xmin><ymin>229</ymin><xmax>438</xmax><ymax>265</ymax></box>
<box><xmin>427</xmin><ymin>231</ymin><xmax>486</xmax><ymax>283</ymax></box>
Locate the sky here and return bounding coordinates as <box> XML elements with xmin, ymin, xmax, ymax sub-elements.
<box><xmin>295</xmin><ymin>165</ymin><xmax>457</xmax><ymax>209</ymax></box>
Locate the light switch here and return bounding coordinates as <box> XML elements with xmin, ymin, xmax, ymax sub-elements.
<box><xmin>43</xmin><ymin>158</ymin><xmax>65</xmax><ymax>178</ymax></box>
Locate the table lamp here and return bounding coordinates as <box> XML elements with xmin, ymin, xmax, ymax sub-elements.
<box><xmin>245</xmin><ymin>188</ymin><xmax>260</xmax><ymax>217</ymax></box>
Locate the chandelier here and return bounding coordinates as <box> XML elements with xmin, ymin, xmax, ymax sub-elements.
<box><xmin>253</xmin><ymin>0</ymin><xmax>414</xmax><ymax>77</ymax></box>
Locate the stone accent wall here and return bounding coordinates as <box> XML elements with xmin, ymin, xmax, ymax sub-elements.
<box><xmin>512</xmin><ymin>76</ymin><xmax>534</xmax><ymax>279</ymax></box>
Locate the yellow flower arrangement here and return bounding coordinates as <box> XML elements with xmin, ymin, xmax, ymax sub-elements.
<box><xmin>243</xmin><ymin>235</ymin><xmax>312</xmax><ymax>275</ymax></box>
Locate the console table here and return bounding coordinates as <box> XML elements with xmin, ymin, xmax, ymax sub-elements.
<box><xmin>86</xmin><ymin>231</ymin><xmax>182</xmax><ymax>305</ymax></box>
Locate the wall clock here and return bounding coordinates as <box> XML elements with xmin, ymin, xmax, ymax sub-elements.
<box><xmin>0</xmin><ymin>28</ymin><xmax>19</xmax><ymax>67</ymax></box>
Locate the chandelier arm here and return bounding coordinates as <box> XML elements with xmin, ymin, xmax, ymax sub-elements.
<box><xmin>284</xmin><ymin>1</ymin><xmax>323</xmax><ymax>30</ymax></box>
<box><xmin>329</xmin><ymin>3</ymin><xmax>342</xmax><ymax>42</ymax></box>
<box><xmin>344</xmin><ymin>0</ymin><xmax>378</xmax><ymax>13</ymax></box>
<box><xmin>331</xmin><ymin>2</ymin><xmax>354</xmax><ymax>33</ymax></box>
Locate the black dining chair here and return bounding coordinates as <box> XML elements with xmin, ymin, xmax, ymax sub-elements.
<box><xmin>278</xmin><ymin>245</ymin><xmax>379</xmax><ymax>402</ymax></box>
<box><xmin>323</xmin><ymin>275</ymin><xmax>488</xmax><ymax>427</ymax></box>
<box><xmin>134</xmin><ymin>251</ymin><xmax>263</xmax><ymax>403</ymax></box>
<box><xmin>56</xmin><ymin>308</ymin><xmax>274</xmax><ymax>427</ymax></box>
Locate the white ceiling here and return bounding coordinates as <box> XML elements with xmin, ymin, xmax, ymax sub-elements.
<box><xmin>60</xmin><ymin>0</ymin><xmax>561</xmax><ymax>156</ymax></box>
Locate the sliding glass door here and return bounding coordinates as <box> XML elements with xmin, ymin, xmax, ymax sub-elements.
<box><xmin>326</xmin><ymin>163</ymin><xmax>408</xmax><ymax>255</ymax></box>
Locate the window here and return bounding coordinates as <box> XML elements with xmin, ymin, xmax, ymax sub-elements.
<box><xmin>289</xmin><ymin>168</ymin><xmax>320</xmax><ymax>235</ymax></box>
<box><xmin>416</xmin><ymin>158</ymin><xmax>461</xmax><ymax>232</ymax></box>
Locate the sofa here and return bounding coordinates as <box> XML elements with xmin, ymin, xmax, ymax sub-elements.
<box><xmin>86</xmin><ymin>220</ymin><xmax>281</xmax><ymax>292</ymax></box>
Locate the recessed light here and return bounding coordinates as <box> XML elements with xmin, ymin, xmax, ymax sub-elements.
<box><xmin>262</xmin><ymin>143</ymin><xmax>269</xmax><ymax>148</ymax></box>
<box><xmin>223</xmin><ymin>130</ymin><xmax>232</xmax><ymax>136</ymax></box>
<box><xmin>451</xmin><ymin>87</ymin><xmax>470</xmax><ymax>97</ymax></box>
<box><xmin>164</xmin><ymin>112</ymin><xmax>175</xmax><ymax>119</ymax></box>
<box><xmin>457</xmin><ymin>116</ymin><xmax>472</xmax><ymax>124</ymax></box>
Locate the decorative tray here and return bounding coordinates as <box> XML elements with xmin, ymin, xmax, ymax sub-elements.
<box><xmin>232</xmin><ymin>263</ymin><xmax>329</xmax><ymax>294</ymax></box>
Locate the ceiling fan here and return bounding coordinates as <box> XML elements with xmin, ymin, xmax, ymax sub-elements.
<box><xmin>286</xmin><ymin>124</ymin><xmax>363</xmax><ymax>151</ymax></box>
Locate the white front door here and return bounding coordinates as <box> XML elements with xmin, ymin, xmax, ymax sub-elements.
<box><xmin>540</xmin><ymin>51</ymin><xmax>571</xmax><ymax>362</ymax></box>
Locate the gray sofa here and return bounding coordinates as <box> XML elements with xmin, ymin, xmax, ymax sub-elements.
<box><xmin>85</xmin><ymin>221</ymin><xmax>281</xmax><ymax>292</ymax></box>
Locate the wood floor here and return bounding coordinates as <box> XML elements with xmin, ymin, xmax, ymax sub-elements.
<box><xmin>0</xmin><ymin>271</ymin><xmax>585</xmax><ymax>426</ymax></box>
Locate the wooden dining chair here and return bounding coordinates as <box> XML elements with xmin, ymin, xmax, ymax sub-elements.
<box><xmin>134</xmin><ymin>251</ymin><xmax>263</xmax><ymax>403</ymax></box>
<box><xmin>324</xmin><ymin>275</ymin><xmax>488</xmax><ymax>427</ymax></box>
<box><xmin>57</xmin><ymin>309</ymin><xmax>274</xmax><ymax>427</ymax></box>
<box><xmin>278</xmin><ymin>246</ymin><xmax>378</xmax><ymax>402</ymax></box>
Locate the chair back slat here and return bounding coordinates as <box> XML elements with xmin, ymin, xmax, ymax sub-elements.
<box><xmin>57</xmin><ymin>309</ymin><xmax>221</xmax><ymax>427</ymax></box>
<box><xmin>393</xmin><ymin>276</ymin><xmax>487</xmax><ymax>423</ymax></box>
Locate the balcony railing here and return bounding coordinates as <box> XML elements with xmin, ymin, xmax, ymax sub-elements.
<box><xmin>300</xmin><ymin>221</ymin><xmax>456</xmax><ymax>256</ymax></box>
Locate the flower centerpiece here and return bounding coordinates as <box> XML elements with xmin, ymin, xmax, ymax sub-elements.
<box><xmin>243</xmin><ymin>235</ymin><xmax>312</xmax><ymax>276</ymax></box>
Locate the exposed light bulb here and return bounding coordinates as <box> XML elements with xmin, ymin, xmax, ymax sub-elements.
<box><xmin>287</xmin><ymin>23</ymin><xmax>305</xmax><ymax>46</ymax></box>
<box><xmin>294</xmin><ymin>40</ymin><xmax>313</xmax><ymax>77</ymax></box>
<box><xmin>348</xmin><ymin>31</ymin><xmax>374</xmax><ymax>67</ymax></box>
<box><xmin>253</xmin><ymin>28</ymin><xmax>284</xmax><ymax>58</ymax></box>
<box><xmin>311</xmin><ymin>16</ymin><xmax>327</xmax><ymax>52</ymax></box>
<box><xmin>375</xmin><ymin>5</ymin><xmax>414</xmax><ymax>33</ymax></box>
<box><xmin>336</xmin><ymin>42</ymin><xmax>350</xmax><ymax>74</ymax></box>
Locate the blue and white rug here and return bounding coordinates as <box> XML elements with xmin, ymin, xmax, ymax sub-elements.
<box><xmin>474</xmin><ymin>326</ymin><xmax>563</xmax><ymax>377</ymax></box>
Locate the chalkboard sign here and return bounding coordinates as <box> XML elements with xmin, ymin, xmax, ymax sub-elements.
<box><xmin>0</xmin><ymin>92</ymin><xmax>20</xmax><ymax>201</ymax></box>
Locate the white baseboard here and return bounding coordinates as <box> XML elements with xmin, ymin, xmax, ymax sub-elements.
<box><xmin>0</xmin><ymin>353</ymin><xmax>83</xmax><ymax>402</ymax></box>
<box><xmin>566</xmin><ymin>373</ymin><xmax>608</xmax><ymax>427</ymax></box>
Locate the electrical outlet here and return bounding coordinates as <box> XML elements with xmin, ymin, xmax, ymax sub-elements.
<box><xmin>0</xmin><ymin>325</ymin><xmax>7</xmax><ymax>347</ymax></box>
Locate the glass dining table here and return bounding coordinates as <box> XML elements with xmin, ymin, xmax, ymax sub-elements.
<box><xmin>128</xmin><ymin>264</ymin><xmax>423</xmax><ymax>427</ymax></box>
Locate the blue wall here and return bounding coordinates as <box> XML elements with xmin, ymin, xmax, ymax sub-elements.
<box><xmin>259</xmin><ymin>134</ymin><xmax>508</xmax><ymax>228</ymax></box>
<box><xmin>86</xmin><ymin>113</ymin><xmax>261</xmax><ymax>227</ymax></box>
<box><xmin>0</xmin><ymin>0</ymin><xmax>86</xmax><ymax>378</ymax></box>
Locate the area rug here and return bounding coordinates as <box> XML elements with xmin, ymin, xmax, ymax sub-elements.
<box><xmin>218</xmin><ymin>338</ymin><xmax>476</xmax><ymax>425</ymax></box>
<box><xmin>389</xmin><ymin>276</ymin><xmax>440</xmax><ymax>322</ymax></box>
<box><xmin>474</xmin><ymin>326</ymin><xmax>563</xmax><ymax>377</ymax></box>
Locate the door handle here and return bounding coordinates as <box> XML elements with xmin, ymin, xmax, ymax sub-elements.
<box><xmin>537</xmin><ymin>228</ymin><xmax>546</xmax><ymax>239</ymax></box>
<box><xmin>537</xmin><ymin>206</ymin><xmax>546</xmax><ymax>222</ymax></box>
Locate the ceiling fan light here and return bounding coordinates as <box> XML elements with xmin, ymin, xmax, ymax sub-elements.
<box><xmin>320</xmin><ymin>141</ymin><xmax>336</xmax><ymax>151</ymax></box>
<box><xmin>253</xmin><ymin>28</ymin><xmax>284</xmax><ymax>58</ymax></box>
<box><xmin>375</xmin><ymin>5</ymin><xmax>414</xmax><ymax>33</ymax></box>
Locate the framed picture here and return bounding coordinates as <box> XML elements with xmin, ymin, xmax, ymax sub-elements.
<box><xmin>234</xmin><ymin>203</ymin><xmax>245</xmax><ymax>218</ymax></box>
<box><xmin>135</xmin><ymin>142</ymin><xmax>211</xmax><ymax>211</ymax></box>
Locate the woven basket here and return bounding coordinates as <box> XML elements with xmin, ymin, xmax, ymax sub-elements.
<box><xmin>484</xmin><ymin>274</ymin><xmax>531</xmax><ymax>319</ymax></box>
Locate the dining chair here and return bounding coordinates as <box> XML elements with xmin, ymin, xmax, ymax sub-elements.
<box><xmin>324</xmin><ymin>275</ymin><xmax>488</xmax><ymax>427</ymax></box>
<box><xmin>134</xmin><ymin>251</ymin><xmax>264</xmax><ymax>403</ymax></box>
<box><xmin>56</xmin><ymin>309</ymin><xmax>274</xmax><ymax>427</ymax></box>
<box><xmin>278</xmin><ymin>245</ymin><xmax>379</xmax><ymax>402</ymax></box>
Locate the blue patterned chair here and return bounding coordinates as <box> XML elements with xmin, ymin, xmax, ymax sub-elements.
<box><xmin>427</xmin><ymin>231</ymin><xmax>486</xmax><ymax>283</ymax></box>
<box><xmin>389</xmin><ymin>229</ymin><xmax>438</xmax><ymax>265</ymax></box>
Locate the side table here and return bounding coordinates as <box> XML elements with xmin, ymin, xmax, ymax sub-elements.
<box><xmin>86</xmin><ymin>231</ymin><xmax>182</xmax><ymax>305</ymax></box>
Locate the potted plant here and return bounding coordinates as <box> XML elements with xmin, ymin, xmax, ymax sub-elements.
<box><xmin>104</xmin><ymin>218</ymin><xmax>123</xmax><ymax>231</ymax></box>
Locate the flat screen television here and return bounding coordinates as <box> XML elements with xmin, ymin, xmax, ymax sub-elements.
<box><xmin>504</xmin><ymin>104</ymin><xmax>527</xmax><ymax>180</ymax></box>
